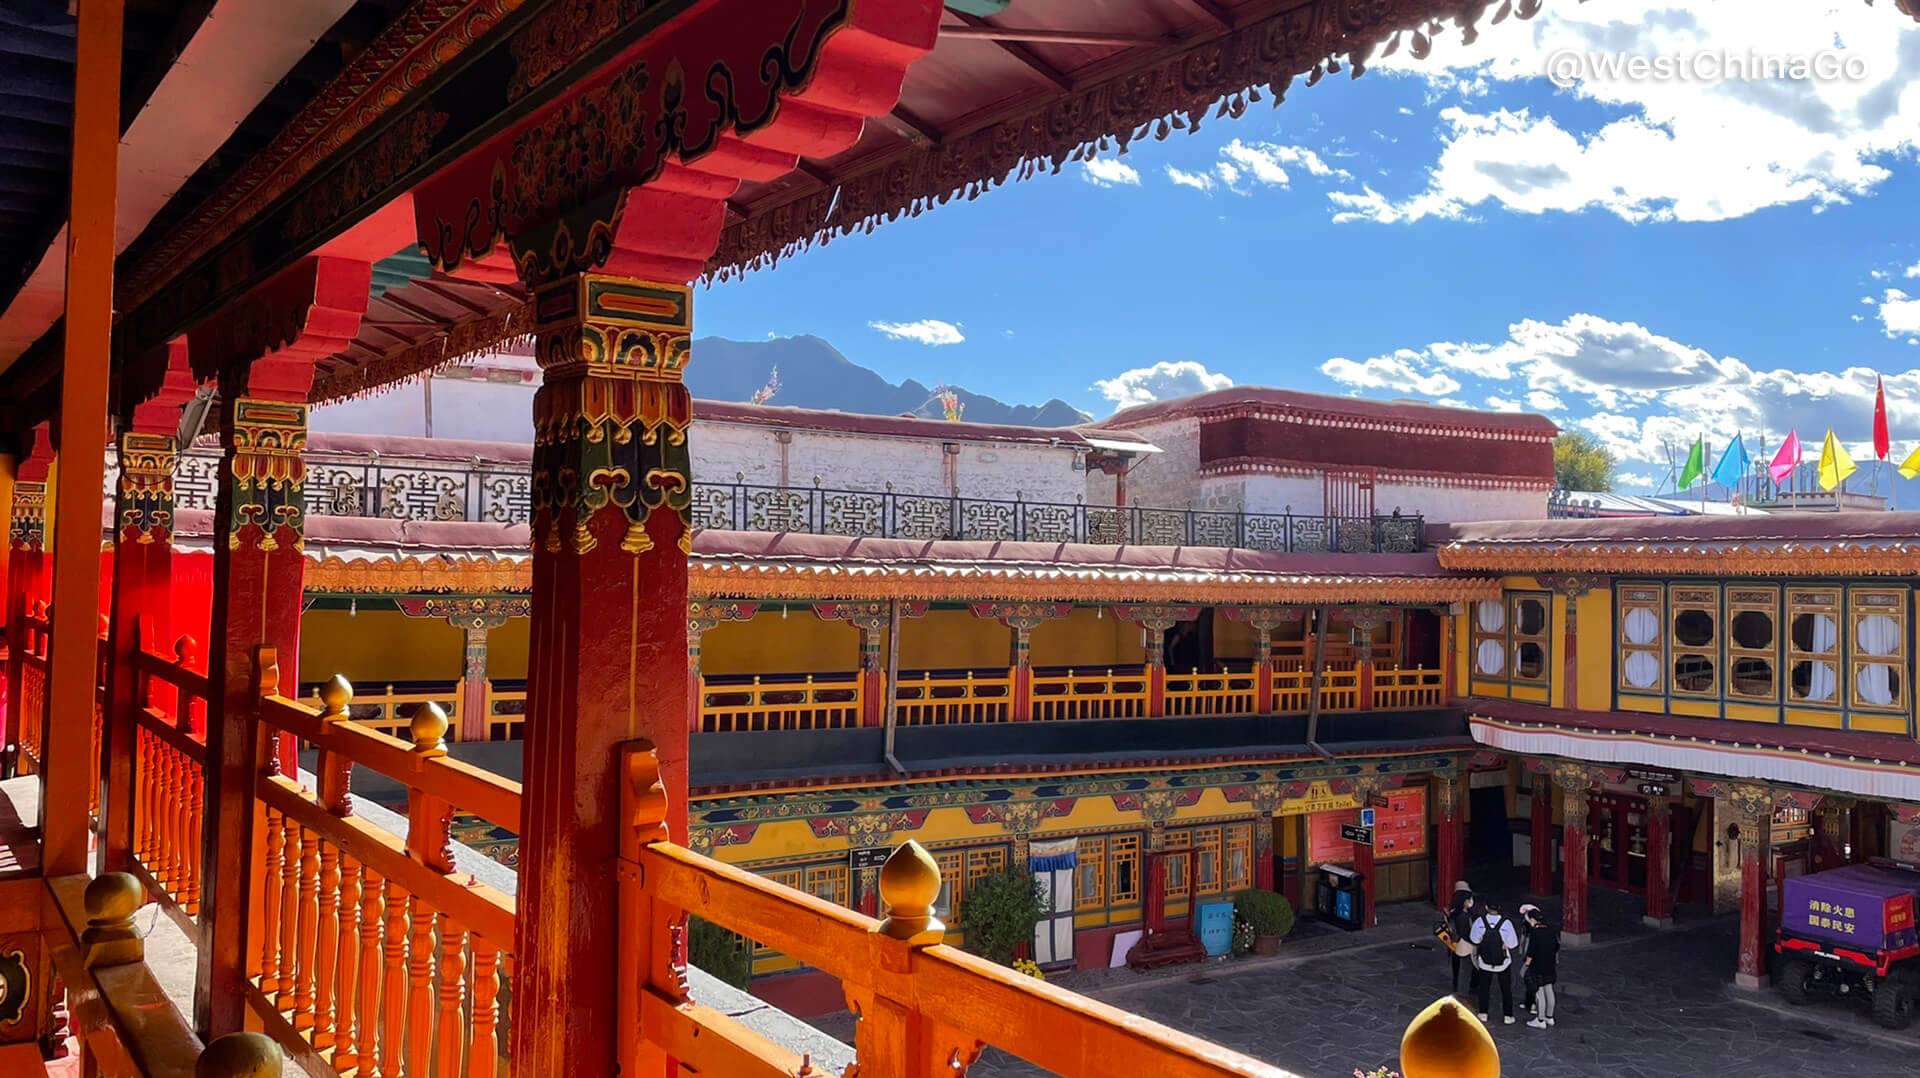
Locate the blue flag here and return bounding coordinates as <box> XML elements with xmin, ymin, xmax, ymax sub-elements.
<box><xmin>1710</xmin><ymin>433</ymin><xmax>1749</xmax><ymax>491</ymax></box>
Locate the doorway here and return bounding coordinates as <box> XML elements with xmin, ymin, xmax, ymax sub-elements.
<box><xmin>1402</xmin><ymin>608</ymin><xmax>1441</xmax><ymax>670</ymax></box>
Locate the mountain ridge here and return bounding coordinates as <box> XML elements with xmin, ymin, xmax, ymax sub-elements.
<box><xmin>687</xmin><ymin>334</ymin><xmax>1091</xmax><ymax>427</ymax></box>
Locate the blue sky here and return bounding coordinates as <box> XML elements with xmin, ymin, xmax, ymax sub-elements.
<box><xmin>699</xmin><ymin>1</ymin><xmax>1920</xmax><ymax>496</ymax></box>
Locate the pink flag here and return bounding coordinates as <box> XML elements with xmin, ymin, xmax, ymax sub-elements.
<box><xmin>1769</xmin><ymin>430</ymin><xmax>1802</xmax><ymax>483</ymax></box>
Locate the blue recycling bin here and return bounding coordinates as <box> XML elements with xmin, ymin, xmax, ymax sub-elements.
<box><xmin>1197</xmin><ymin>900</ymin><xmax>1235</xmax><ymax>956</ymax></box>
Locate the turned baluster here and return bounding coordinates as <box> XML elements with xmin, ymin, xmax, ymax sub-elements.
<box><xmin>405</xmin><ymin>894</ymin><xmax>435</xmax><ymax>1078</ymax></box>
<box><xmin>173</xmin><ymin>636</ymin><xmax>198</xmax><ymax>738</ymax></box>
<box><xmin>156</xmin><ymin>743</ymin><xmax>178</xmax><ymax>892</ymax></box>
<box><xmin>467</xmin><ymin>943</ymin><xmax>500</xmax><ymax>1078</ymax></box>
<box><xmin>355</xmin><ymin>870</ymin><xmax>384</xmax><ymax>1078</ymax></box>
<box><xmin>380</xmin><ymin>881</ymin><xmax>408</xmax><ymax>1078</ymax></box>
<box><xmin>333</xmin><ymin>856</ymin><xmax>363</xmax><ymax>1072</ymax></box>
<box><xmin>259</xmin><ymin>807</ymin><xmax>285</xmax><ymax>995</ymax></box>
<box><xmin>276</xmin><ymin>813</ymin><xmax>300</xmax><ymax>1012</ymax></box>
<box><xmin>184</xmin><ymin>763</ymin><xmax>204</xmax><ymax>915</ymax></box>
<box><xmin>314</xmin><ymin>842</ymin><xmax>341</xmax><ymax>1047</ymax></box>
<box><xmin>294</xmin><ymin>826</ymin><xmax>320</xmax><ymax>1028</ymax></box>
<box><xmin>435</xmin><ymin>914</ymin><xmax>468</xmax><ymax>1075</ymax></box>
<box><xmin>312</xmin><ymin>676</ymin><xmax>355</xmax><ymax>1051</ymax></box>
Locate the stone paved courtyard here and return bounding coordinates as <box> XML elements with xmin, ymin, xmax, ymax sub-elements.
<box><xmin>964</xmin><ymin>880</ymin><xmax>1920</xmax><ymax>1077</ymax></box>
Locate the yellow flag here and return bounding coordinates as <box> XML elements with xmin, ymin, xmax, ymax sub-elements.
<box><xmin>1901</xmin><ymin>445</ymin><xmax>1920</xmax><ymax>481</ymax></box>
<box><xmin>1818</xmin><ymin>430</ymin><xmax>1857</xmax><ymax>491</ymax></box>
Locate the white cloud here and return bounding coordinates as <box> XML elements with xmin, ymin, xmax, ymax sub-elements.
<box><xmin>1165</xmin><ymin>166</ymin><xmax>1214</xmax><ymax>193</ymax></box>
<box><xmin>1080</xmin><ymin>157</ymin><xmax>1141</xmax><ymax>187</ymax></box>
<box><xmin>1332</xmin><ymin>311</ymin><xmax>1920</xmax><ymax>477</ymax></box>
<box><xmin>868</xmin><ymin>319</ymin><xmax>965</xmax><ymax>346</ymax></box>
<box><xmin>1907</xmin><ymin>261</ymin><xmax>1920</xmax><ymax>279</ymax></box>
<box><xmin>1338</xmin><ymin>2</ymin><xmax>1920</xmax><ymax>224</ymax></box>
<box><xmin>1211</xmin><ymin>139</ymin><xmax>1355</xmax><ymax>193</ymax></box>
<box><xmin>1881</xmin><ymin>289</ymin><xmax>1920</xmax><ymax>338</ymax></box>
<box><xmin>1095</xmin><ymin>361</ymin><xmax>1234</xmax><ymax>409</ymax></box>
<box><xmin>1319</xmin><ymin>355</ymin><xmax>1461</xmax><ymax>397</ymax></box>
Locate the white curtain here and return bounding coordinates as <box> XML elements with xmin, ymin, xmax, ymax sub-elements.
<box><xmin>1477</xmin><ymin>600</ymin><xmax>1506</xmax><ymax>633</ymax></box>
<box><xmin>1623</xmin><ymin>650</ymin><xmax>1660</xmax><ymax>689</ymax></box>
<box><xmin>1623</xmin><ymin>608</ymin><xmax>1660</xmax><ymax>646</ymax></box>
<box><xmin>1857</xmin><ymin>614</ymin><xmax>1901</xmax><ymax>657</ymax></box>
<box><xmin>1857</xmin><ymin>664</ymin><xmax>1898</xmax><ymax>707</ymax></box>
<box><xmin>1798</xmin><ymin>661</ymin><xmax>1837</xmax><ymax>702</ymax></box>
<box><xmin>1804</xmin><ymin>614</ymin><xmax>1838</xmax><ymax>653</ymax></box>
<box><xmin>1476</xmin><ymin>639</ymin><xmax>1506</xmax><ymax>675</ymax></box>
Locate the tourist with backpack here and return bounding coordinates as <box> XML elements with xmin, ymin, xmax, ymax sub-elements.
<box><xmin>1467</xmin><ymin>897</ymin><xmax>1521</xmax><ymax>1024</ymax></box>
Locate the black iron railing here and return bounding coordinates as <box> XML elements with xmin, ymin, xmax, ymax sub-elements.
<box><xmin>144</xmin><ymin>450</ymin><xmax>1424</xmax><ymax>552</ymax></box>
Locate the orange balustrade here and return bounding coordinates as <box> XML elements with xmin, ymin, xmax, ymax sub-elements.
<box><xmin>894</xmin><ymin>669</ymin><xmax>1014</xmax><ymax>724</ymax></box>
<box><xmin>14</xmin><ymin>600</ymin><xmax>51</xmax><ymax>773</ymax></box>
<box><xmin>130</xmin><ymin>621</ymin><xmax>211</xmax><ymax>923</ymax></box>
<box><xmin>1030</xmin><ymin>668</ymin><xmax>1149</xmax><ymax>721</ymax></box>
<box><xmin>251</xmin><ymin>661</ymin><xmax>516</xmax><ymax>1078</ymax></box>
<box><xmin>699</xmin><ymin>673</ymin><xmax>863</xmax><ymax>732</ymax></box>
<box><xmin>314</xmin><ymin>682</ymin><xmax>461</xmax><ymax>741</ymax></box>
<box><xmin>1372</xmin><ymin>666</ymin><xmax>1444</xmax><ymax>709</ymax></box>
<box><xmin>616</xmin><ymin>743</ymin><xmax>1289</xmax><ymax>1078</ymax></box>
<box><xmin>1271</xmin><ymin>664</ymin><xmax>1362</xmax><ymax>713</ymax></box>
<box><xmin>91</xmin><ymin>614</ymin><xmax>108</xmax><ymax>823</ymax></box>
<box><xmin>1163</xmin><ymin>669</ymin><xmax>1258</xmax><ymax>717</ymax></box>
<box><xmin>483</xmin><ymin>681</ymin><xmax>525</xmax><ymax>741</ymax></box>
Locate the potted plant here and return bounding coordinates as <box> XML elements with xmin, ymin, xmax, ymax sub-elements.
<box><xmin>960</xmin><ymin>869</ymin><xmax>1051</xmax><ymax>967</ymax></box>
<box><xmin>1234</xmin><ymin>890</ymin><xmax>1295</xmax><ymax>956</ymax></box>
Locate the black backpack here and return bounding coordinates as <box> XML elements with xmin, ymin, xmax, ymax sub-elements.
<box><xmin>1475</xmin><ymin>916</ymin><xmax>1509</xmax><ymax>965</ymax></box>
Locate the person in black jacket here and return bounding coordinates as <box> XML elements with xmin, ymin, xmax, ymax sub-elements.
<box><xmin>1444</xmin><ymin>882</ymin><xmax>1477</xmax><ymax>995</ymax></box>
<box><xmin>1523</xmin><ymin>906</ymin><xmax>1561</xmax><ymax>1029</ymax></box>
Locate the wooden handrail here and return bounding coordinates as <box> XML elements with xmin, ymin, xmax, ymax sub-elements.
<box><xmin>893</xmin><ymin>668</ymin><xmax>1015</xmax><ymax>725</ymax></box>
<box><xmin>1030</xmin><ymin>668</ymin><xmax>1149</xmax><ymax>721</ymax></box>
<box><xmin>699</xmin><ymin>672</ymin><xmax>864</xmax><ymax>732</ymax></box>
<box><xmin>626</xmin><ymin>748</ymin><xmax>1288</xmax><ymax>1077</ymax></box>
<box><xmin>1163</xmin><ymin>669</ymin><xmax>1258</xmax><ymax>717</ymax></box>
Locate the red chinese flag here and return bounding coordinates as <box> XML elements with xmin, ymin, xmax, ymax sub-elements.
<box><xmin>1874</xmin><ymin>376</ymin><xmax>1891</xmax><ymax>461</ymax></box>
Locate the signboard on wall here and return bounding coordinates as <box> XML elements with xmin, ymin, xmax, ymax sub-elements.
<box><xmin>1374</xmin><ymin>788</ymin><xmax>1428</xmax><ymax>859</ymax></box>
<box><xmin>1339</xmin><ymin>824</ymin><xmax>1375</xmax><ymax>846</ymax></box>
<box><xmin>1891</xmin><ymin>817</ymin><xmax>1920</xmax><ymax>863</ymax></box>
<box><xmin>849</xmin><ymin>848</ymin><xmax>890</xmax><ymax>871</ymax></box>
<box><xmin>1283</xmin><ymin>780</ymin><xmax>1362</xmax><ymax>816</ymax></box>
<box><xmin>1309</xmin><ymin>809</ymin><xmax>1360</xmax><ymax>863</ymax></box>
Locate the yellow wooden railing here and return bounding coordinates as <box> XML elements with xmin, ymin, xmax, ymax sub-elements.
<box><xmin>894</xmin><ymin>668</ymin><xmax>1014</xmax><ymax>724</ymax></box>
<box><xmin>1372</xmin><ymin>666</ymin><xmax>1445</xmax><ymax>709</ymax></box>
<box><xmin>700</xmin><ymin>673</ymin><xmax>864</xmax><ymax>732</ymax></box>
<box><xmin>1031</xmin><ymin>668</ymin><xmax>1149</xmax><ymax>721</ymax></box>
<box><xmin>14</xmin><ymin>599</ymin><xmax>51</xmax><ymax>772</ymax></box>
<box><xmin>484</xmin><ymin>681</ymin><xmax>526</xmax><ymax>741</ymax></box>
<box><xmin>1164</xmin><ymin>669</ymin><xmax>1257</xmax><ymax>717</ymax></box>
<box><xmin>1319</xmin><ymin>666</ymin><xmax>1362</xmax><ymax>711</ymax></box>
<box><xmin>313</xmin><ymin>682</ymin><xmax>459</xmax><ymax>741</ymax></box>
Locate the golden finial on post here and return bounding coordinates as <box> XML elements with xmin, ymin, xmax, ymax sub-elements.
<box><xmin>318</xmin><ymin>675</ymin><xmax>354</xmax><ymax>721</ymax></box>
<box><xmin>196</xmin><ymin>1031</ymin><xmax>284</xmax><ymax>1078</ymax></box>
<box><xmin>1399</xmin><ymin>996</ymin><xmax>1498</xmax><ymax>1078</ymax></box>
<box><xmin>876</xmin><ymin>840</ymin><xmax>944</xmax><ymax>945</ymax></box>
<box><xmin>81</xmin><ymin>871</ymin><xmax>145</xmax><ymax>968</ymax></box>
<box><xmin>409</xmin><ymin>701</ymin><xmax>450</xmax><ymax>757</ymax></box>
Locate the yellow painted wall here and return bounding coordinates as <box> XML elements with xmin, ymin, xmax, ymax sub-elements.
<box><xmin>702</xmin><ymin>613</ymin><xmax>861</xmax><ymax>675</ymax></box>
<box><xmin>1212</xmin><ymin>611</ymin><xmax>1257</xmax><ymax>661</ymax></box>
<box><xmin>485</xmin><ymin>616</ymin><xmax>531</xmax><ymax>680</ymax></box>
<box><xmin>301</xmin><ymin>609</ymin><xmax>465</xmax><ymax>686</ymax></box>
<box><xmin>1029</xmin><ymin>607</ymin><xmax>1146</xmax><ymax>668</ymax></box>
<box><xmin>1574</xmin><ymin>588</ymin><xmax>1611</xmax><ymax>711</ymax></box>
<box><xmin>896</xmin><ymin>609</ymin><xmax>1011</xmax><ymax>671</ymax></box>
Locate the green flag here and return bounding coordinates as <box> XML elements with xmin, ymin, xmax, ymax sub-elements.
<box><xmin>1677</xmin><ymin>436</ymin><xmax>1705</xmax><ymax>489</ymax></box>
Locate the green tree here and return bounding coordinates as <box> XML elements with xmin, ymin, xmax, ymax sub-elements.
<box><xmin>1554</xmin><ymin>432</ymin><xmax>1617</xmax><ymax>492</ymax></box>
<box><xmin>960</xmin><ymin>869</ymin><xmax>1050</xmax><ymax>966</ymax></box>
<box><xmin>688</xmin><ymin>916</ymin><xmax>755</xmax><ymax>990</ymax></box>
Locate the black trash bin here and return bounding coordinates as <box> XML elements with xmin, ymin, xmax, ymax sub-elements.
<box><xmin>1315</xmin><ymin>863</ymin><xmax>1365</xmax><ymax>930</ymax></box>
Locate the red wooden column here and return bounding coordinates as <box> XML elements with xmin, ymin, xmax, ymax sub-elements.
<box><xmin>1728</xmin><ymin>786</ymin><xmax>1774</xmax><ymax>989</ymax></box>
<box><xmin>192</xmin><ymin>255</ymin><xmax>369</xmax><ymax>1035</ymax></box>
<box><xmin>1434</xmin><ymin>770</ymin><xmax>1466</xmax><ymax>912</ymax></box>
<box><xmin>813</xmin><ymin>602</ymin><xmax>925</xmax><ymax>726</ymax></box>
<box><xmin>42</xmin><ymin>0</ymin><xmax>122</xmax><ymax>879</ymax></box>
<box><xmin>1224</xmin><ymin>607</ymin><xmax>1299</xmax><ymax>714</ymax></box>
<box><xmin>1555</xmin><ymin>767</ymin><xmax>1594</xmax><ymax>946</ymax></box>
<box><xmin>1112</xmin><ymin>605</ymin><xmax>1197</xmax><ymax>718</ymax></box>
<box><xmin>1438</xmin><ymin>607</ymin><xmax>1456</xmax><ymax>700</ymax></box>
<box><xmin>1644</xmin><ymin>795</ymin><xmax>1674</xmax><ymax>928</ymax></box>
<box><xmin>102</xmin><ymin>348</ymin><xmax>195</xmax><ymax>869</ymax></box>
<box><xmin>969</xmin><ymin>602</ymin><xmax>1069</xmax><ymax>721</ymax></box>
<box><xmin>1352</xmin><ymin>825</ymin><xmax>1376</xmax><ymax>928</ymax></box>
<box><xmin>1530</xmin><ymin>766</ymin><xmax>1555</xmax><ymax>899</ymax></box>
<box><xmin>514</xmin><ymin>273</ymin><xmax>698</xmax><ymax>1077</ymax></box>
<box><xmin>3</xmin><ymin>433</ymin><xmax>51</xmax><ymax>757</ymax></box>
<box><xmin>394</xmin><ymin>597</ymin><xmax>533</xmax><ymax>742</ymax></box>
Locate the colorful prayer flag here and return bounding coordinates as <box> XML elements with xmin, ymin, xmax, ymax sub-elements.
<box><xmin>1677</xmin><ymin>436</ymin><xmax>1705</xmax><ymax>490</ymax></box>
<box><xmin>1900</xmin><ymin>445</ymin><xmax>1920</xmax><ymax>481</ymax></box>
<box><xmin>1874</xmin><ymin>376</ymin><xmax>1891</xmax><ymax>461</ymax></box>
<box><xmin>1818</xmin><ymin>430</ymin><xmax>1856</xmax><ymax>491</ymax></box>
<box><xmin>1710</xmin><ymin>433</ymin><xmax>1748</xmax><ymax>491</ymax></box>
<box><xmin>1769</xmin><ymin>430</ymin><xmax>1802</xmax><ymax>484</ymax></box>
